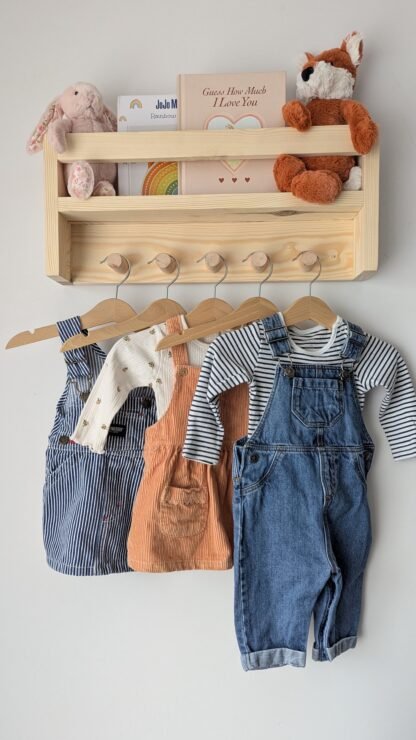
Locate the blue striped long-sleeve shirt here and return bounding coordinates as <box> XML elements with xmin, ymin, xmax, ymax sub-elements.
<box><xmin>183</xmin><ymin>317</ymin><xmax>416</xmax><ymax>465</ymax></box>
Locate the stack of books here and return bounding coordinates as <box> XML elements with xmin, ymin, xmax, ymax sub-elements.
<box><xmin>117</xmin><ymin>72</ymin><xmax>286</xmax><ymax>196</ymax></box>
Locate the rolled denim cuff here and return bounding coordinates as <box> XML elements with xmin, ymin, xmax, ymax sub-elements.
<box><xmin>312</xmin><ymin>635</ymin><xmax>357</xmax><ymax>662</ymax></box>
<box><xmin>241</xmin><ymin>646</ymin><xmax>306</xmax><ymax>671</ymax></box>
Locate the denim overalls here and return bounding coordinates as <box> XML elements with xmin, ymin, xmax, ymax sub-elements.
<box><xmin>232</xmin><ymin>313</ymin><xmax>374</xmax><ymax>670</ymax></box>
<box><xmin>43</xmin><ymin>316</ymin><xmax>156</xmax><ymax>575</ymax></box>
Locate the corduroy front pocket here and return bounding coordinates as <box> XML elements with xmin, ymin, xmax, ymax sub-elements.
<box><xmin>160</xmin><ymin>486</ymin><xmax>208</xmax><ymax>538</ymax></box>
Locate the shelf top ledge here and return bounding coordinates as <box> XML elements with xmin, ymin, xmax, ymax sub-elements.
<box><xmin>52</xmin><ymin>125</ymin><xmax>359</xmax><ymax>163</ymax></box>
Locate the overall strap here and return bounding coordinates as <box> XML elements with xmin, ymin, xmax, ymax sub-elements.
<box><xmin>165</xmin><ymin>315</ymin><xmax>189</xmax><ymax>366</ymax></box>
<box><xmin>56</xmin><ymin>316</ymin><xmax>91</xmax><ymax>379</ymax></box>
<box><xmin>261</xmin><ymin>313</ymin><xmax>291</xmax><ymax>358</ymax></box>
<box><xmin>341</xmin><ymin>322</ymin><xmax>369</xmax><ymax>363</ymax></box>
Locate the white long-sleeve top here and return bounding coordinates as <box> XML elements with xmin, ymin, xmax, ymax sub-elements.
<box><xmin>183</xmin><ymin>315</ymin><xmax>416</xmax><ymax>465</ymax></box>
<box><xmin>71</xmin><ymin>316</ymin><xmax>212</xmax><ymax>453</ymax></box>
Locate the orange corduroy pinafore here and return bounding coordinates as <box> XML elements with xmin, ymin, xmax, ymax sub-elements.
<box><xmin>127</xmin><ymin>315</ymin><xmax>248</xmax><ymax>572</ymax></box>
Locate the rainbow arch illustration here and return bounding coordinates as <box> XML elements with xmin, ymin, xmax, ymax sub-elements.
<box><xmin>129</xmin><ymin>98</ymin><xmax>143</xmax><ymax>109</ymax></box>
<box><xmin>142</xmin><ymin>161</ymin><xmax>178</xmax><ymax>196</ymax></box>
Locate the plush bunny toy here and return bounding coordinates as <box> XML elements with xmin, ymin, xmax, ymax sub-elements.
<box><xmin>27</xmin><ymin>82</ymin><xmax>117</xmax><ymax>198</ymax></box>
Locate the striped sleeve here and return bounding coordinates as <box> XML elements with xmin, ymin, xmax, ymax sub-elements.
<box><xmin>355</xmin><ymin>336</ymin><xmax>416</xmax><ymax>460</ymax></box>
<box><xmin>183</xmin><ymin>323</ymin><xmax>260</xmax><ymax>464</ymax></box>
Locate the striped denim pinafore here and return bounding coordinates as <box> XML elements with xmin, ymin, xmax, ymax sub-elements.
<box><xmin>43</xmin><ymin>316</ymin><xmax>156</xmax><ymax>575</ymax></box>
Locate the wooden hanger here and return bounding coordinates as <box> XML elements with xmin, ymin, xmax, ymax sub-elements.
<box><xmin>6</xmin><ymin>254</ymin><xmax>137</xmax><ymax>350</ymax></box>
<box><xmin>60</xmin><ymin>253</ymin><xmax>186</xmax><ymax>352</ymax></box>
<box><xmin>283</xmin><ymin>252</ymin><xmax>337</xmax><ymax>330</ymax></box>
<box><xmin>157</xmin><ymin>252</ymin><xmax>278</xmax><ymax>351</ymax></box>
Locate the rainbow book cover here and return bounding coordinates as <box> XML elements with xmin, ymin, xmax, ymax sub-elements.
<box><xmin>117</xmin><ymin>95</ymin><xmax>178</xmax><ymax>196</ymax></box>
<box><xmin>178</xmin><ymin>72</ymin><xmax>286</xmax><ymax>194</ymax></box>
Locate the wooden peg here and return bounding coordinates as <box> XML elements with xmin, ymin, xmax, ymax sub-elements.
<box><xmin>152</xmin><ymin>253</ymin><xmax>177</xmax><ymax>273</ymax></box>
<box><xmin>246</xmin><ymin>251</ymin><xmax>270</xmax><ymax>272</ymax></box>
<box><xmin>199</xmin><ymin>252</ymin><xmax>224</xmax><ymax>273</ymax></box>
<box><xmin>102</xmin><ymin>253</ymin><xmax>130</xmax><ymax>275</ymax></box>
<box><xmin>298</xmin><ymin>251</ymin><xmax>319</xmax><ymax>272</ymax></box>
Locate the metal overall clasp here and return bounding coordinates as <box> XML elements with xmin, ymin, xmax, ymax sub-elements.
<box><xmin>339</xmin><ymin>360</ymin><xmax>352</xmax><ymax>381</ymax></box>
<box><xmin>282</xmin><ymin>355</ymin><xmax>295</xmax><ymax>378</ymax></box>
<box><xmin>70</xmin><ymin>374</ymin><xmax>93</xmax><ymax>402</ymax></box>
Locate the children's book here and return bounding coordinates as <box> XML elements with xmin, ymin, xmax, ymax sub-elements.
<box><xmin>117</xmin><ymin>95</ymin><xmax>178</xmax><ymax>195</ymax></box>
<box><xmin>178</xmin><ymin>72</ymin><xmax>286</xmax><ymax>194</ymax></box>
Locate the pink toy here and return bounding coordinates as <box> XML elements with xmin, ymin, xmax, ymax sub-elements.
<box><xmin>27</xmin><ymin>82</ymin><xmax>117</xmax><ymax>198</ymax></box>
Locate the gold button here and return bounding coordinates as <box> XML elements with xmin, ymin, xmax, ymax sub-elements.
<box><xmin>177</xmin><ymin>368</ymin><xmax>188</xmax><ymax>377</ymax></box>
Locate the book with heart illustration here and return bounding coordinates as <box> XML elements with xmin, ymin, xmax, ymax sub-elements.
<box><xmin>178</xmin><ymin>72</ymin><xmax>286</xmax><ymax>194</ymax></box>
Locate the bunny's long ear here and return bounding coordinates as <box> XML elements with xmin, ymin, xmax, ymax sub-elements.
<box><xmin>26</xmin><ymin>99</ymin><xmax>64</xmax><ymax>154</ymax></box>
<box><xmin>102</xmin><ymin>105</ymin><xmax>117</xmax><ymax>132</ymax></box>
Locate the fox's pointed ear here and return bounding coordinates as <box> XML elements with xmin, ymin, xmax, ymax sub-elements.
<box><xmin>342</xmin><ymin>31</ymin><xmax>364</xmax><ymax>67</ymax></box>
<box><xmin>298</xmin><ymin>51</ymin><xmax>314</xmax><ymax>69</ymax></box>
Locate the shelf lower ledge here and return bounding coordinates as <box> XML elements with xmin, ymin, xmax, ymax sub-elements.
<box><xmin>58</xmin><ymin>191</ymin><xmax>364</xmax><ymax>223</ymax></box>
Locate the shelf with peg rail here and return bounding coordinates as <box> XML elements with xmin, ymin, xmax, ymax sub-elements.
<box><xmin>43</xmin><ymin>125</ymin><xmax>379</xmax><ymax>284</ymax></box>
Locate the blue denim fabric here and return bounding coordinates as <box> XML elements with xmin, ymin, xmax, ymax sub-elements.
<box><xmin>232</xmin><ymin>314</ymin><xmax>374</xmax><ymax>670</ymax></box>
<box><xmin>43</xmin><ymin>317</ymin><xmax>156</xmax><ymax>575</ymax></box>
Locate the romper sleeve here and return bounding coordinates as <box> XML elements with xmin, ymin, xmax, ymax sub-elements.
<box><xmin>183</xmin><ymin>323</ymin><xmax>260</xmax><ymax>465</ymax></box>
<box><xmin>71</xmin><ymin>331</ymin><xmax>159</xmax><ymax>453</ymax></box>
<box><xmin>355</xmin><ymin>335</ymin><xmax>416</xmax><ymax>460</ymax></box>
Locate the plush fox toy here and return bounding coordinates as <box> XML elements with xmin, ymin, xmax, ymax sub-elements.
<box><xmin>274</xmin><ymin>32</ymin><xmax>378</xmax><ymax>204</ymax></box>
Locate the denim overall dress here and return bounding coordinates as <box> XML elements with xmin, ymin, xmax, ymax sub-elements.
<box><xmin>232</xmin><ymin>313</ymin><xmax>374</xmax><ymax>670</ymax></box>
<box><xmin>43</xmin><ymin>316</ymin><xmax>156</xmax><ymax>575</ymax></box>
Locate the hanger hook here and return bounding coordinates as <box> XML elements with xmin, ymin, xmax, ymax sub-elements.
<box><xmin>148</xmin><ymin>254</ymin><xmax>180</xmax><ymax>298</ymax></box>
<box><xmin>242</xmin><ymin>252</ymin><xmax>274</xmax><ymax>296</ymax></box>
<box><xmin>100</xmin><ymin>254</ymin><xmax>131</xmax><ymax>299</ymax></box>
<box><xmin>196</xmin><ymin>253</ymin><xmax>228</xmax><ymax>298</ymax></box>
<box><xmin>293</xmin><ymin>251</ymin><xmax>322</xmax><ymax>297</ymax></box>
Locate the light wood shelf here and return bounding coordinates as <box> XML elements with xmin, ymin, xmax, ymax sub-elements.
<box><xmin>43</xmin><ymin>126</ymin><xmax>379</xmax><ymax>284</ymax></box>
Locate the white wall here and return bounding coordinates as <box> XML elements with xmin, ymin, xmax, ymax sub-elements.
<box><xmin>1</xmin><ymin>1</ymin><xmax>415</xmax><ymax>738</ymax></box>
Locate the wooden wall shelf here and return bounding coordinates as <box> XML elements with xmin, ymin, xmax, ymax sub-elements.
<box><xmin>43</xmin><ymin>126</ymin><xmax>379</xmax><ymax>284</ymax></box>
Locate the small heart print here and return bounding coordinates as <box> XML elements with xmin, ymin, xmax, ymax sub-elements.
<box><xmin>232</xmin><ymin>178</ymin><xmax>237</xmax><ymax>183</ymax></box>
<box><xmin>245</xmin><ymin>177</ymin><xmax>250</xmax><ymax>182</ymax></box>
<box><xmin>219</xmin><ymin>178</ymin><xmax>224</xmax><ymax>183</ymax></box>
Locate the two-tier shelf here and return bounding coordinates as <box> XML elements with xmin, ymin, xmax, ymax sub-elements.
<box><xmin>43</xmin><ymin>126</ymin><xmax>379</xmax><ymax>284</ymax></box>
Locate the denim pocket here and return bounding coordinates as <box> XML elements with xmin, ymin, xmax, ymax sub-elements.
<box><xmin>45</xmin><ymin>447</ymin><xmax>78</xmax><ymax>482</ymax></box>
<box><xmin>160</xmin><ymin>485</ymin><xmax>208</xmax><ymax>537</ymax></box>
<box><xmin>292</xmin><ymin>377</ymin><xmax>344</xmax><ymax>428</ymax></box>
<box><xmin>353</xmin><ymin>448</ymin><xmax>374</xmax><ymax>485</ymax></box>
<box><xmin>241</xmin><ymin>449</ymin><xmax>284</xmax><ymax>495</ymax></box>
